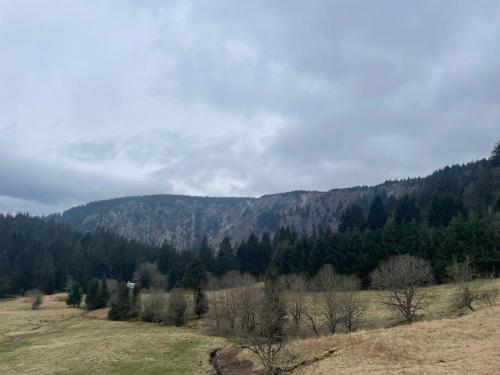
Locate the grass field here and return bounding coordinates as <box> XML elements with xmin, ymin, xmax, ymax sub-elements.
<box><xmin>0</xmin><ymin>278</ymin><xmax>499</xmax><ymax>374</ymax></box>
<box><xmin>285</xmin><ymin>302</ymin><xmax>500</xmax><ymax>374</ymax></box>
<box><xmin>0</xmin><ymin>294</ymin><xmax>224</xmax><ymax>375</ymax></box>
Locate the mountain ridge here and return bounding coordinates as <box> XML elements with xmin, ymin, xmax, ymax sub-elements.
<box><xmin>55</xmin><ymin>155</ymin><xmax>499</xmax><ymax>248</ymax></box>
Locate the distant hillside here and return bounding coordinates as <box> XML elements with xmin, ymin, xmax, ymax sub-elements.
<box><xmin>55</xmin><ymin>150</ymin><xmax>500</xmax><ymax>248</ymax></box>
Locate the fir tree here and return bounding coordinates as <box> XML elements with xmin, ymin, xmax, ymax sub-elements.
<box><xmin>257</xmin><ymin>233</ymin><xmax>273</xmax><ymax>277</ymax></box>
<box><xmin>193</xmin><ymin>288</ymin><xmax>209</xmax><ymax>318</ymax></box>
<box><xmin>339</xmin><ymin>204</ymin><xmax>366</xmax><ymax>232</ymax></box>
<box><xmin>198</xmin><ymin>236</ymin><xmax>215</xmax><ymax>274</ymax></box>
<box><xmin>180</xmin><ymin>258</ymin><xmax>206</xmax><ymax>290</ymax></box>
<box><xmin>367</xmin><ymin>196</ymin><xmax>388</xmax><ymax>230</ymax></box>
<box><xmin>246</xmin><ymin>233</ymin><xmax>261</xmax><ymax>276</ymax></box>
<box><xmin>84</xmin><ymin>278</ymin><xmax>100</xmax><ymax>310</ymax></box>
<box><xmin>66</xmin><ymin>282</ymin><xmax>83</xmax><ymax>307</ymax></box>
<box><xmin>490</xmin><ymin>139</ymin><xmax>500</xmax><ymax>167</ymax></box>
<box><xmin>215</xmin><ymin>237</ymin><xmax>234</xmax><ymax>276</ymax></box>
<box><xmin>394</xmin><ymin>195</ymin><xmax>421</xmax><ymax>224</ymax></box>
<box><xmin>428</xmin><ymin>195</ymin><xmax>465</xmax><ymax>227</ymax></box>
<box><xmin>158</xmin><ymin>240</ymin><xmax>175</xmax><ymax>275</ymax></box>
<box><xmin>0</xmin><ymin>254</ymin><xmax>11</xmax><ymax>298</ymax></box>
<box><xmin>98</xmin><ymin>278</ymin><xmax>109</xmax><ymax>308</ymax></box>
<box><xmin>108</xmin><ymin>282</ymin><xmax>138</xmax><ymax>321</ymax></box>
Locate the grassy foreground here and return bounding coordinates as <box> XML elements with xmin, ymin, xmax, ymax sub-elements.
<box><xmin>1</xmin><ymin>279</ymin><xmax>499</xmax><ymax>374</ymax></box>
<box><xmin>0</xmin><ymin>294</ymin><xmax>224</xmax><ymax>375</ymax></box>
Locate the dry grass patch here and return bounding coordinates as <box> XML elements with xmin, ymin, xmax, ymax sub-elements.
<box><xmin>0</xmin><ymin>293</ymin><xmax>225</xmax><ymax>375</ymax></box>
<box><xmin>283</xmin><ymin>303</ymin><xmax>500</xmax><ymax>374</ymax></box>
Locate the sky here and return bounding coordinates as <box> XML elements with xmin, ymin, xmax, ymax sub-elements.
<box><xmin>0</xmin><ymin>0</ymin><xmax>499</xmax><ymax>215</ymax></box>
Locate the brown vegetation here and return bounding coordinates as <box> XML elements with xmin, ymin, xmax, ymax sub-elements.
<box><xmin>371</xmin><ymin>254</ymin><xmax>433</xmax><ymax>324</ymax></box>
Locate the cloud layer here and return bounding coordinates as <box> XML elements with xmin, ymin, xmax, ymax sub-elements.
<box><xmin>1</xmin><ymin>0</ymin><xmax>499</xmax><ymax>214</ymax></box>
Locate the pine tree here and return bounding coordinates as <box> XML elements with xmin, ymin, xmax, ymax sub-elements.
<box><xmin>367</xmin><ymin>196</ymin><xmax>388</xmax><ymax>230</ymax></box>
<box><xmin>490</xmin><ymin>139</ymin><xmax>500</xmax><ymax>167</ymax></box>
<box><xmin>66</xmin><ymin>282</ymin><xmax>83</xmax><ymax>307</ymax></box>
<box><xmin>394</xmin><ymin>195</ymin><xmax>421</xmax><ymax>224</ymax></box>
<box><xmin>428</xmin><ymin>195</ymin><xmax>465</xmax><ymax>227</ymax></box>
<box><xmin>193</xmin><ymin>288</ymin><xmax>209</xmax><ymax>318</ymax></box>
<box><xmin>85</xmin><ymin>278</ymin><xmax>100</xmax><ymax>310</ymax></box>
<box><xmin>158</xmin><ymin>240</ymin><xmax>175</xmax><ymax>275</ymax></box>
<box><xmin>0</xmin><ymin>254</ymin><xmax>11</xmax><ymax>298</ymax></box>
<box><xmin>180</xmin><ymin>258</ymin><xmax>206</xmax><ymax>290</ymax></box>
<box><xmin>339</xmin><ymin>204</ymin><xmax>366</xmax><ymax>232</ymax></box>
<box><xmin>215</xmin><ymin>237</ymin><xmax>234</xmax><ymax>276</ymax></box>
<box><xmin>198</xmin><ymin>236</ymin><xmax>215</xmax><ymax>274</ymax></box>
<box><xmin>108</xmin><ymin>282</ymin><xmax>138</xmax><ymax>320</ymax></box>
<box><xmin>246</xmin><ymin>233</ymin><xmax>261</xmax><ymax>276</ymax></box>
<box><xmin>236</xmin><ymin>241</ymin><xmax>250</xmax><ymax>273</ymax></box>
<box><xmin>98</xmin><ymin>278</ymin><xmax>109</xmax><ymax>308</ymax></box>
<box><xmin>257</xmin><ymin>233</ymin><xmax>273</xmax><ymax>276</ymax></box>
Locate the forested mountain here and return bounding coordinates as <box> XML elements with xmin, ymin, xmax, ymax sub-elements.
<box><xmin>1</xmin><ymin>143</ymin><xmax>499</xmax><ymax>296</ymax></box>
<box><xmin>56</xmin><ymin>146</ymin><xmax>500</xmax><ymax>248</ymax></box>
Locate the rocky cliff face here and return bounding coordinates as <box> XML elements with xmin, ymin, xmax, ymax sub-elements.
<box><xmin>57</xmin><ymin>180</ymin><xmax>416</xmax><ymax>247</ymax></box>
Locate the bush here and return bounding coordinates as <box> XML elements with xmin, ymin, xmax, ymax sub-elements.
<box><xmin>166</xmin><ymin>289</ymin><xmax>187</xmax><ymax>326</ymax></box>
<box><xmin>133</xmin><ymin>262</ymin><xmax>167</xmax><ymax>291</ymax></box>
<box><xmin>141</xmin><ymin>292</ymin><xmax>168</xmax><ymax>322</ymax></box>
<box><xmin>447</xmin><ymin>257</ymin><xmax>477</xmax><ymax>312</ymax></box>
<box><xmin>26</xmin><ymin>289</ymin><xmax>43</xmax><ymax>310</ymax></box>
<box><xmin>479</xmin><ymin>288</ymin><xmax>498</xmax><ymax>306</ymax></box>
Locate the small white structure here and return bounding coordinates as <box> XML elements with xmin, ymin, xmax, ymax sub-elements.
<box><xmin>126</xmin><ymin>281</ymin><xmax>136</xmax><ymax>289</ymax></box>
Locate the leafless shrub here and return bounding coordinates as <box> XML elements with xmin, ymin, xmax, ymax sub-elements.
<box><xmin>106</xmin><ymin>278</ymin><xmax>120</xmax><ymax>305</ymax></box>
<box><xmin>133</xmin><ymin>262</ymin><xmax>167</xmax><ymax>291</ymax></box>
<box><xmin>447</xmin><ymin>257</ymin><xmax>478</xmax><ymax>312</ymax></box>
<box><xmin>206</xmin><ymin>275</ymin><xmax>223</xmax><ymax>331</ymax></box>
<box><xmin>218</xmin><ymin>273</ymin><xmax>243</xmax><ymax>333</ymax></box>
<box><xmin>26</xmin><ymin>289</ymin><xmax>43</xmax><ymax>310</ymax></box>
<box><xmin>238</xmin><ymin>282</ymin><xmax>259</xmax><ymax>333</ymax></box>
<box><xmin>303</xmin><ymin>278</ymin><xmax>321</xmax><ymax>337</ymax></box>
<box><xmin>315</xmin><ymin>265</ymin><xmax>343</xmax><ymax>334</ymax></box>
<box><xmin>141</xmin><ymin>291</ymin><xmax>168</xmax><ymax>323</ymax></box>
<box><xmin>166</xmin><ymin>288</ymin><xmax>187</xmax><ymax>326</ymax></box>
<box><xmin>371</xmin><ymin>254</ymin><xmax>433</xmax><ymax>324</ymax></box>
<box><xmin>283</xmin><ymin>274</ymin><xmax>308</xmax><ymax>336</ymax></box>
<box><xmin>478</xmin><ymin>288</ymin><xmax>498</xmax><ymax>306</ymax></box>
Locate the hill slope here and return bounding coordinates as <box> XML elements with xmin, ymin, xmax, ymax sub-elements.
<box><xmin>56</xmin><ymin>157</ymin><xmax>499</xmax><ymax>247</ymax></box>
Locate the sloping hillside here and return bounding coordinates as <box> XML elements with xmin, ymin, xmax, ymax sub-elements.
<box><xmin>56</xmin><ymin>157</ymin><xmax>499</xmax><ymax>247</ymax></box>
<box><xmin>286</xmin><ymin>300</ymin><xmax>500</xmax><ymax>375</ymax></box>
<box><xmin>56</xmin><ymin>183</ymin><xmax>414</xmax><ymax>247</ymax></box>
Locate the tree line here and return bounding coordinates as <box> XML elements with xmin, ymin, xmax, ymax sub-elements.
<box><xmin>0</xmin><ymin>141</ymin><xmax>499</xmax><ymax>297</ymax></box>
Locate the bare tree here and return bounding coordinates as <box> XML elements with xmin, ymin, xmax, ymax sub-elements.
<box><xmin>283</xmin><ymin>274</ymin><xmax>308</xmax><ymax>336</ymax></box>
<box><xmin>206</xmin><ymin>275</ymin><xmax>223</xmax><ymax>331</ymax></box>
<box><xmin>303</xmin><ymin>277</ymin><xmax>321</xmax><ymax>337</ymax></box>
<box><xmin>447</xmin><ymin>257</ymin><xmax>478</xmax><ymax>312</ymax></box>
<box><xmin>371</xmin><ymin>254</ymin><xmax>433</xmax><ymax>324</ymax></box>
<box><xmin>234</xmin><ymin>279</ymin><xmax>286</xmax><ymax>374</ymax></box>
<box><xmin>315</xmin><ymin>265</ymin><xmax>343</xmax><ymax>334</ymax></box>
<box><xmin>337</xmin><ymin>275</ymin><xmax>365</xmax><ymax>332</ymax></box>
<box><xmin>238</xmin><ymin>277</ymin><xmax>259</xmax><ymax>333</ymax></box>
<box><xmin>219</xmin><ymin>272</ymin><xmax>243</xmax><ymax>333</ymax></box>
<box><xmin>26</xmin><ymin>289</ymin><xmax>43</xmax><ymax>310</ymax></box>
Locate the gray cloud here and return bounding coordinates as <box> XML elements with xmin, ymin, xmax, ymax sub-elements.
<box><xmin>0</xmin><ymin>0</ymin><xmax>499</xmax><ymax>214</ymax></box>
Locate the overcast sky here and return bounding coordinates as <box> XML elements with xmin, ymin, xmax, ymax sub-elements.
<box><xmin>1</xmin><ymin>1</ymin><xmax>499</xmax><ymax>215</ymax></box>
